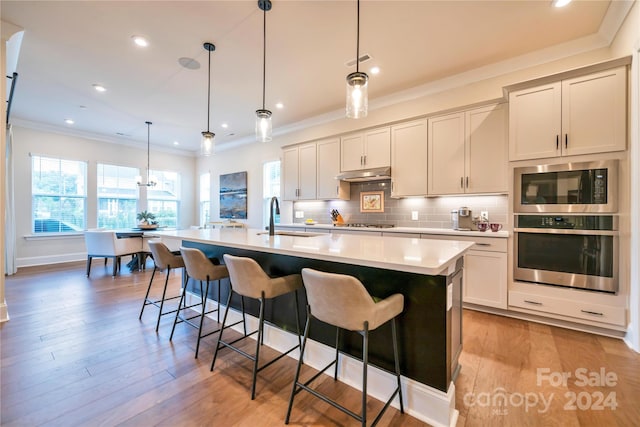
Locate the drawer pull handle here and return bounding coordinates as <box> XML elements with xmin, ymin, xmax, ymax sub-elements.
<box><xmin>475</xmin><ymin>243</ymin><xmax>491</xmax><ymax>247</ymax></box>
<box><xmin>524</xmin><ymin>299</ymin><xmax>542</xmax><ymax>306</ymax></box>
<box><xmin>581</xmin><ymin>309</ymin><xmax>604</xmax><ymax>317</ymax></box>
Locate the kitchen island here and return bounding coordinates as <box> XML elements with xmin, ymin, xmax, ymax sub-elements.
<box><xmin>154</xmin><ymin>228</ymin><xmax>473</xmax><ymax>427</ymax></box>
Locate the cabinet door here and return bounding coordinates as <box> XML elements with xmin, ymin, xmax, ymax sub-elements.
<box><xmin>561</xmin><ymin>67</ymin><xmax>627</xmax><ymax>156</ymax></box>
<box><xmin>282</xmin><ymin>147</ymin><xmax>299</xmax><ymax>201</ymax></box>
<box><xmin>466</xmin><ymin>104</ymin><xmax>507</xmax><ymax>193</ymax></box>
<box><xmin>363</xmin><ymin>127</ymin><xmax>391</xmax><ymax>169</ymax></box>
<box><xmin>341</xmin><ymin>133</ymin><xmax>365</xmax><ymax>171</ymax></box>
<box><xmin>428</xmin><ymin>112</ymin><xmax>465</xmax><ymax>195</ymax></box>
<box><xmin>297</xmin><ymin>143</ymin><xmax>317</xmax><ymax>200</ymax></box>
<box><xmin>463</xmin><ymin>250</ymin><xmax>507</xmax><ymax>309</ymax></box>
<box><xmin>317</xmin><ymin>138</ymin><xmax>350</xmax><ymax>200</ymax></box>
<box><xmin>509</xmin><ymin>82</ymin><xmax>561</xmax><ymax>161</ymax></box>
<box><xmin>391</xmin><ymin>119</ymin><xmax>428</xmax><ymax>197</ymax></box>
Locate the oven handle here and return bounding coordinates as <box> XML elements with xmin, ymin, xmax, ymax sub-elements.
<box><xmin>514</xmin><ymin>227</ymin><xmax>618</xmax><ymax>236</ymax></box>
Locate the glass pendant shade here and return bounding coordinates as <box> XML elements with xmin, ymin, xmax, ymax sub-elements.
<box><xmin>201</xmin><ymin>131</ymin><xmax>215</xmax><ymax>156</ymax></box>
<box><xmin>255</xmin><ymin>109</ymin><xmax>272</xmax><ymax>142</ymax></box>
<box><xmin>346</xmin><ymin>71</ymin><xmax>368</xmax><ymax>119</ymax></box>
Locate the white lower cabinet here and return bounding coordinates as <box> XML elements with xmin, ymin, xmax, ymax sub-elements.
<box><xmin>509</xmin><ymin>287</ymin><xmax>626</xmax><ymax>328</ymax></box>
<box><xmin>421</xmin><ymin>234</ymin><xmax>508</xmax><ymax>309</ymax></box>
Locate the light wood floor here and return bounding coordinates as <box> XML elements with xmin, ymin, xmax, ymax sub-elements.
<box><xmin>1</xmin><ymin>261</ymin><xmax>639</xmax><ymax>426</ymax></box>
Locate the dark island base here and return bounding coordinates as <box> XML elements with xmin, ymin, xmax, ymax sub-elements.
<box><xmin>183</xmin><ymin>241</ymin><xmax>462</xmax><ymax>393</ymax></box>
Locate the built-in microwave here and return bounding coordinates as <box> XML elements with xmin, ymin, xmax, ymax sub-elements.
<box><xmin>514</xmin><ymin>160</ymin><xmax>618</xmax><ymax>213</ymax></box>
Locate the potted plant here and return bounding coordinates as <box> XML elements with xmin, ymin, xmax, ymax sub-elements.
<box><xmin>136</xmin><ymin>210</ymin><xmax>157</xmax><ymax>228</ymax></box>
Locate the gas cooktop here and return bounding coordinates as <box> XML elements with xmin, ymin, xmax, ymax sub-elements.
<box><xmin>335</xmin><ymin>223</ymin><xmax>395</xmax><ymax>228</ymax></box>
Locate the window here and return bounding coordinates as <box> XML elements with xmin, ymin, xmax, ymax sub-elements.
<box><xmin>199</xmin><ymin>172</ymin><xmax>211</xmax><ymax>226</ymax></box>
<box><xmin>32</xmin><ymin>155</ymin><xmax>86</xmax><ymax>233</ymax></box>
<box><xmin>263</xmin><ymin>160</ymin><xmax>280</xmax><ymax>227</ymax></box>
<box><xmin>97</xmin><ymin>163</ymin><xmax>139</xmax><ymax>228</ymax></box>
<box><xmin>147</xmin><ymin>169</ymin><xmax>180</xmax><ymax>227</ymax></box>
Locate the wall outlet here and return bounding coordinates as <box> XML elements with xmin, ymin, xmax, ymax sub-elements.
<box><xmin>411</xmin><ymin>211</ymin><xmax>419</xmax><ymax>221</ymax></box>
<box><xmin>295</xmin><ymin>211</ymin><xmax>304</xmax><ymax>219</ymax></box>
<box><xmin>480</xmin><ymin>211</ymin><xmax>489</xmax><ymax>221</ymax></box>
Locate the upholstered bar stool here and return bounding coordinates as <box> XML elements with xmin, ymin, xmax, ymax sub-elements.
<box><xmin>171</xmin><ymin>247</ymin><xmax>240</xmax><ymax>359</ymax></box>
<box><xmin>139</xmin><ymin>240</ymin><xmax>185</xmax><ymax>332</ymax></box>
<box><xmin>211</xmin><ymin>254</ymin><xmax>303</xmax><ymax>400</ymax></box>
<box><xmin>286</xmin><ymin>268</ymin><xmax>404</xmax><ymax>427</ymax></box>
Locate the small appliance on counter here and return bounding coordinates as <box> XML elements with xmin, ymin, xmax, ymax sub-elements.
<box><xmin>457</xmin><ymin>207</ymin><xmax>474</xmax><ymax>230</ymax></box>
<box><xmin>451</xmin><ymin>210</ymin><xmax>459</xmax><ymax>230</ymax></box>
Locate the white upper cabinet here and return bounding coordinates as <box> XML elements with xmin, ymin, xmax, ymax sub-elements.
<box><xmin>316</xmin><ymin>138</ymin><xmax>350</xmax><ymax>200</ymax></box>
<box><xmin>282</xmin><ymin>143</ymin><xmax>317</xmax><ymax>201</ymax></box>
<box><xmin>466</xmin><ymin>104</ymin><xmax>508</xmax><ymax>193</ymax></box>
<box><xmin>428</xmin><ymin>112</ymin><xmax>465</xmax><ymax>195</ymax></box>
<box><xmin>341</xmin><ymin>127</ymin><xmax>391</xmax><ymax>171</ymax></box>
<box><xmin>391</xmin><ymin>119</ymin><xmax>428</xmax><ymax>197</ymax></box>
<box><xmin>509</xmin><ymin>66</ymin><xmax>626</xmax><ymax>161</ymax></box>
<box><xmin>428</xmin><ymin>104</ymin><xmax>507</xmax><ymax>195</ymax></box>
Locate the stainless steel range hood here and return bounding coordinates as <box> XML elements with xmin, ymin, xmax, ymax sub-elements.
<box><xmin>335</xmin><ymin>167</ymin><xmax>391</xmax><ymax>182</ymax></box>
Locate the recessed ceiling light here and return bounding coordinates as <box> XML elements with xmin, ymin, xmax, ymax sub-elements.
<box><xmin>552</xmin><ymin>0</ymin><xmax>571</xmax><ymax>7</ymax></box>
<box><xmin>173</xmin><ymin>141</ymin><xmax>180</xmax><ymax>146</ymax></box>
<box><xmin>64</xmin><ymin>119</ymin><xmax>74</xmax><ymax>125</ymax></box>
<box><xmin>132</xmin><ymin>35</ymin><xmax>149</xmax><ymax>47</ymax></box>
<box><xmin>92</xmin><ymin>84</ymin><xmax>106</xmax><ymax>92</ymax></box>
<box><xmin>275</xmin><ymin>102</ymin><xmax>284</xmax><ymax>109</ymax></box>
<box><xmin>370</xmin><ymin>66</ymin><xmax>380</xmax><ymax>75</ymax></box>
<box><xmin>221</xmin><ymin>123</ymin><xmax>229</xmax><ymax>129</ymax></box>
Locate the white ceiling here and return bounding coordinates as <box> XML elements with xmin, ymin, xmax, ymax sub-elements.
<box><xmin>1</xmin><ymin>0</ymin><xmax>634</xmax><ymax>155</ymax></box>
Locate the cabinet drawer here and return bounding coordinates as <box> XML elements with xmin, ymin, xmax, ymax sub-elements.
<box><xmin>421</xmin><ymin>233</ymin><xmax>507</xmax><ymax>252</ymax></box>
<box><xmin>509</xmin><ymin>290</ymin><xmax>626</xmax><ymax>326</ymax></box>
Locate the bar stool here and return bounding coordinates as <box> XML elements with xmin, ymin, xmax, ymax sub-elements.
<box><xmin>139</xmin><ymin>240</ymin><xmax>185</xmax><ymax>332</ymax></box>
<box><xmin>171</xmin><ymin>247</ymin><xmax>241</xmax><ymax>359</ymax></box>
<box><xmin>286</xmin><ymin>268</ymin><xmax>404</xmax><ymax>427</ymax></box>
<box><xmin>211</xmin><ymin>254</ymin><xmax>302</xmax><ymax>400</ymax></box>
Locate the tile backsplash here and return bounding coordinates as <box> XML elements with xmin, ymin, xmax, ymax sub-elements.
<box><xmin>292</xmin><ymin>180</ymin><xmax>509</xmax><ymax>230</ymax></box>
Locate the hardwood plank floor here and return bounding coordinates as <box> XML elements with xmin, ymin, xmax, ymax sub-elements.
<box><xmin>2</xmin><ymin>261</ymin><xmax>639</xmax><ymax>426</ymax></box>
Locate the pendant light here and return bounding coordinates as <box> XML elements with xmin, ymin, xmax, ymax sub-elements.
<box><xmin>201</xmin><ymin>42</ymin><xmax>216</xmax><ymax>156</ymax></box>
<box><xmin>346</xmin><ymin>0</ymin><xmax>368</xmax><ymax>119</ymax></box>
<box><xmin>137</xmin><ymin>121</ymin><xmax>157</xmax><ymax>187</ymax></box>
<box><xmin>256</xmin><ymin>0</ymin><xmax>273</xmax><ymax>142</ymax></box>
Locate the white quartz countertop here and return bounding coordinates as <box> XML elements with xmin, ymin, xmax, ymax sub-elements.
<box><xmin>152</xmin><ymin>228</ymin><xmax>474</xmax><ymax>276</ymax></box>
<box><xmin>278</xmin><ymin>223</ymin><xmax>510</xmax><ymax>238</ymax></box>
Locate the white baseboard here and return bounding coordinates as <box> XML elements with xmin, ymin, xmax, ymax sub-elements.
<box><xmin>184</xmin><ymin>292</ymin><xmax>457</xmax><ymax>427</ymax></box>
<box><xmin>16</xmin><ymin>252</ymin><xmax>85</xmax><ymax>268</ymax></box>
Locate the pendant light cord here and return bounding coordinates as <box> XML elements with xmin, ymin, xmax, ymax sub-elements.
<box><xmin>206</xmin><ymin>49</ymin><xmax>211</xmax><ymax>132</ymax></box>
<box><xmin>145</xmin><ymin>121</ymin><xmax>151</xmax><ymax>183</ymax></box>
<box><xmin>262</xmin><ymin>6</ymin><xmax>267</xmax><ymax>110</ymax></box>
<box><xmin>356</xmin><ymin>0</ymin><xmax>360</xmax><ymax>73</ymax></box>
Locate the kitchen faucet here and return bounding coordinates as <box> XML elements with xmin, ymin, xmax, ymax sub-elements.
<box><xmin>269</xmin><ymin>196</ymin><xmax>280</xmax><ymax>236</ymax></box>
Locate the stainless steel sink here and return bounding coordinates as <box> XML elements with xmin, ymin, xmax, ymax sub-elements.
<box><xmin>257</xmin><ymin>231</ymin><xmax>323</xmax><ymax>237</ymax></box>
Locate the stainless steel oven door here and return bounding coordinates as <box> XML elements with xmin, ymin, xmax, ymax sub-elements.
<box><xmin>514</xmin><ymin>228</ymin><xmax>618</xmax><ymax>293</ymax></box>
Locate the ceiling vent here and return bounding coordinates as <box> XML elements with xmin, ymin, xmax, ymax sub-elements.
<box><xmin>345</xmin><ymin>53</ymin><xmax>371</xmax><ymax>68</ymax></box>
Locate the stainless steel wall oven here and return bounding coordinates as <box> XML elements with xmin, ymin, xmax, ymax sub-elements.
<box><xmin>514</xmin><ymin>215</ymin><xmax>618</xmax><ymax>293</ymax></box>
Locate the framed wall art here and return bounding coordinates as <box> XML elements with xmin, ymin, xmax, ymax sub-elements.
<box><xmin>219</xmin><ymin>171</ymin><xmax>247</xmax><ymax>219</ymax></box>
<box><xmin>360</xmin><ymin>190</ymin><xmax>384</xmax><ymax>213</ymax></box>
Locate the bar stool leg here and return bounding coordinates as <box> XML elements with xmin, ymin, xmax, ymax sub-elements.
<box><xmin>139</xmin><ymin>266</ymin><xmax>158</xmax><ymax>319</ymax></box>
<box><xmin>361</xmin><ymin>321</ymin><xmax>369</xmax><ymax>427</ymax></box>
<box><xmin>155</xmin><ymin>267</ymin><xmax>171</xmax><ymax>332</ymax></box>
<box><xmin>211</xmin><ymin>289</ymin><xmax>234</xmax><ymax>371</ymax></box>
<box><xmin>251</xmin><ymin>292</ymin><xmax>266</xmax><ymax>400</ymax></box>
<box><xmin>334</xmin><ymin>327</ymin><xmax>340</xmax><ymax>380</ymax></box>
<box><xmin>392</xmin><ymin>318</ymin><xmax>404</xmax><ymax>414</ymax></box>
<box><xmin>194</xmin><ymin>278</ymin><xmax>211</xmax><ymax>359</ymax></box>
<box><xmin>169</xmin><ymin>274</ymin><xmax>189</xmax><ymax>341</ymax></box>
<box><xmin>285</xmin><ymin>306</ymin><xmax>312</xmax><ymax>425</ymax></box>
